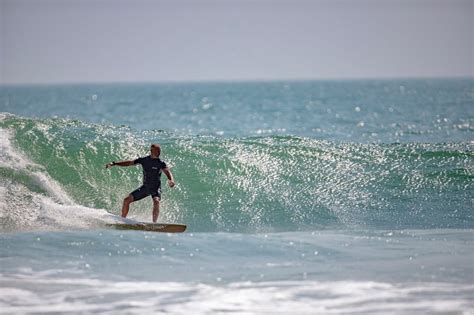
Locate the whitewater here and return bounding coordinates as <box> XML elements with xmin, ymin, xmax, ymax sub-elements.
<box><xmin>0</xmin><ymin>79</ymin><xmax>473</xmax><ymax>314</ymax></box>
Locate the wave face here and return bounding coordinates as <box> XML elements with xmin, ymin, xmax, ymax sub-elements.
<box><xmin>0</xmin><ymin>114</ymin><xmax>473</xmax><ymax>232</ymax></box>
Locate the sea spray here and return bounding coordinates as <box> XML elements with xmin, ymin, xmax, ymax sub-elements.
<box><xmin>1</xmin><ymin>114</ymin><xmax>472</xmax><ymax>232</ymax></box>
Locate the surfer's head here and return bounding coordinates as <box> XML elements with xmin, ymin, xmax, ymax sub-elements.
<box><xmin>150</xmin><ymin>144</ymin><xmax>161</xmax><ymax>157</ymax></box>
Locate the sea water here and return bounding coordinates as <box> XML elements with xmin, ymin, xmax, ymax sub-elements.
<box><xmin>0</xmin><ymin>79</ymin><xmax>473</xmax><ymax>314</ymax></box>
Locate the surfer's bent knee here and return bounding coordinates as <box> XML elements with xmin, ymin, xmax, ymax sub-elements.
<box><xmin>152</xmin><ymin>197</ymin><xmax>160</xmax><ymax>204</ymax></box>
<box><xmin>124</xmin><ymin>195</ymin><xmax>134</xmax><ymax>203</ymax></box>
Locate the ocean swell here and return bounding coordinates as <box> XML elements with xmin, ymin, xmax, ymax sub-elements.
<box><xmin>1</xmin><ymin>114</ymin><xmax>472</xmax><ymax>232</ymax></box>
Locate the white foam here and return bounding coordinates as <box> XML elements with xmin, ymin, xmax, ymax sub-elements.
<box><xmin>1</xmin><ymin>127</ymin><xmax>74</xmax><ymax>205</ymax></box>
<box><xmin>0</xmin><ymin>274</ymin><xmax>472</xmax><ymax>314</ymax></box>
<box><xmin>0</xmin><ymin>128</ymin><xmax>29</xmax><ymax>170</ymax></box>
<box><xmin>0</xmin><ymin>186</ymin><xmax>6</xmax><ymax>217</ymax></box>
<box><xmin>33</xmin><ymin>195</ymin><xmax>118</xmax><ymax>229</ymax></box>
<box><xmin>0</xmin><ymin>127</ymin><xmax>127</xmax><ymax>231</ymax></box>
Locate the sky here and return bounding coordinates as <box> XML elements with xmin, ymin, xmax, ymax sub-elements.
<box><xmin>1</xmin><ymin>0</ymin><xmax>473</xmax><ymax>84</ymax></box>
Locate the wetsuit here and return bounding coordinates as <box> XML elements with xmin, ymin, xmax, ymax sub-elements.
<box><xmin>130</xmin><ymin>155</ymin><xmax>167</xmax><ymax>201</ymax></box>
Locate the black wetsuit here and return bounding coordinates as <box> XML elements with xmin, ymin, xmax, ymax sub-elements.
<box><xmin>130</xmin><ymin>155</ymin><xmax>167</xmax><ymax>201</ymax></box>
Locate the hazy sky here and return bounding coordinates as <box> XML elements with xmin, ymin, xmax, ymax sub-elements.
<box><xmin>1</xmin><ymin>0</ymin><xmax>473</xmax><ymax>84</ymax></box>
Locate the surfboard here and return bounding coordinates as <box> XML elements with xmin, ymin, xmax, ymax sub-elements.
<box><xmin>107</xmin><ymin>223</ymin><xmax>187</xmax><ymax>233</ymax></box>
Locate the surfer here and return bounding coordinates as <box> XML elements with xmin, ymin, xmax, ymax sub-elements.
<box><xmin>105</xmin><ymin>144</ymin><xmax>175</xmax><ymax>222</ymax></box>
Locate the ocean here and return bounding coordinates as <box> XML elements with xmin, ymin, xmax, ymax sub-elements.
<box><xmin>0</xmin><ymin>79</ymin><xmax>473</xmax><ymax>314</ymax></box>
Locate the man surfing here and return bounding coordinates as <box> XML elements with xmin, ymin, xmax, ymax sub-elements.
<box><xmin>105</xmin><ymin>144</ymin><xmax>175</xmax><ymax>223</ymax></box>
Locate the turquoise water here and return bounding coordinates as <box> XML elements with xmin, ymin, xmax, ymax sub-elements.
<box><xmin>1</xmin><ymin>79</ymin><xmax>473</xmax><ymax>313</ymax></box>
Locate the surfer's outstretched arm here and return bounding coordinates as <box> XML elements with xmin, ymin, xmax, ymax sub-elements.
<box><xmin>105</xmin><ymin>160</ymin><xmax>135</xmax><ymax>168</ymax></box>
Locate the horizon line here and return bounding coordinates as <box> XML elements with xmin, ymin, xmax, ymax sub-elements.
<box><xmin>1</xmin><ymin>75</ymin><xmax>473</xmax><ymax>87</ymax></box>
